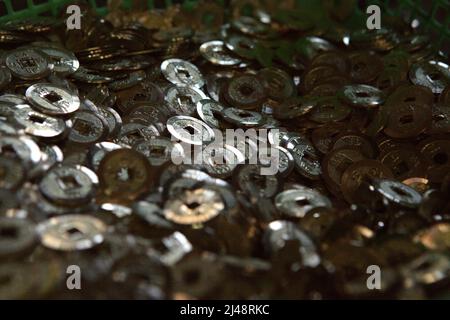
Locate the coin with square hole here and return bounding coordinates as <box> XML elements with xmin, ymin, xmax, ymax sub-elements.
<box><xmin>26</xmin><ymin>83</ymin><xmax>80</xmax><ymax>115</ymax></box>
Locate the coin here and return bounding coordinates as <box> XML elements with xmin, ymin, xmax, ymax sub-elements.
<box><xmin>341</xmin><ymin>159</ymin><xmax>394</xmax><ymax>204</ymax></box>
<box><xmin>26</xmin><ymin>83</ymin><xmax>80</xmax><ymax>115</ymax></box>
<box><xmin>98</xmin><ymin>148</ymin><xmax>154</xmax><ymax>202</ymax></box>
<box><xmin>6</xmin><ymin>48</ymin><xmax>51</xmax><ymax>80</ymax></box>
<box><xmin>37</xmin><ymin>214</ymin><xmax>107</xmax><ymax>251</ymax></box>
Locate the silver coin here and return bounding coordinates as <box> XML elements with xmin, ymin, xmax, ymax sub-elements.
<box><xmin>161</xmin><ymin>59</ymin><xmax>204</xmax><ymax>88</ymax></box>
<box><xmin>167</xmin><ymin>115</ymin><xmax>215</xmax><ymax>146</ymax></box>
<box><xmin>263</xmin><ymin>220</ymin><xmax>320</xmax><ymax>268</ymax></box>
<box><xmin>338</xmin><ymin>84</ymin><xmax>386</xmax><ymax>108</ymax></box>
<box><xmin>12</xmin><ymin>104</ymin><xmax>66</xmax><ymax>139</ymax></box>
<box><xmin>0</xmin><ymin>135</ymin><xmax>41</xmax><ymax>168</ymax></box>
<box><xmin>196</xmin><ymin>99</ymin><xmax>224</xmax><ymax>128</ymax></box>
<box><xmin>0</xmin><ymin>94</ymin><xmax>27</xmax><ymax>105</ymax></box>
<box><xmin>134</xmin><ymin>136</ymin><xmax>184</xmax><ymax>166</ymax></box>
<box><xmin>5</xmin><ymin>48</ymin><xmax>50</xmax><ymax>80</ymax></box>
<box><xmin>236</xmin><ymin>164</ymin><xmax>280</xmax><ymax>198</ymax></box>
<box><xmin>164</xmin><ymin>84</ymin><xmax>207</xmax><ymax>115</ymax></box>
<box><xmin>37</xmin><ymin>214</ymin><xmax>107</xmax><ymax>251</ymax></box>
<box><xmin>26</xmin><ymin>83</ymin><xmax>80</xmax><ymax>115</ymax></box>
<box><xmin>39</xmin><ymin>165</ymin><xmax>98</xmax><ymax>206</ymax></box>
<box><xmin>198</xmin><ymin>144</ymin><xmax>245</xmax><ymax>178</ymax></box>
<box><xmin>275</xmin><ymin>188</ymin><xmax>331</xmax><ymax>218</ymax></box>
<box><xmin>163</xmin><ymin>187</ymin><xmax>225</xmax><ymax>225</ymax></box>
<box><xmin>116</xmin><ymin>123</ymin><xmax>160</xmax><ymax>146</ymax></box>
<box><xmin>199</xmin><ymin>40</ymin><xmax>241</xmax><ymax>66</ymax></box>
<box><xmin>222</xmin><ymin>107</ymin><xmax>264</xmax><ymax>127</ymax></box>
<box><xmin>36</xmin><ymin>46</ymin><xmax>79</xmax><ymax>75</ymax></box>
<box><xmin>409</xmin><ymin>60</ymin><xmax>450</xmax><ymax>94</ymax></box>
<box><xmin>372</xmin><ymin>179</ymin><xmax>422</xmax><ymax>208</ymax></box>
<box><xmin>259</xmin><ymin>145</ymin><xmax>294</xmax><ymax>177</ymax></box>
<box><xmin>286</xmin><ymin>137</ymin><xmax>321</xmax><ymax>180</ymax></box>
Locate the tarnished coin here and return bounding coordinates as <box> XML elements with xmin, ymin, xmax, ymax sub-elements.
<box><xmin>224</xmin><ymin>74</ymin><xmax>266</xmax><ymax>110</ymax></box>
<box><xmin>0</xmin><ymin>217</ymin><xmax>36</xmax><ymax>258</ymax></box>
<box><xmin>258</xmin><ymin>67</ymin><xmax>295</xmax><ymax>101</ymax></box>
<box><xmin>161</xmin><ymin>59</ymin><xmax>204</xmax><ymax>89</ymax></box>
<box><xmin>235</xmin><ymin>164</ymin><xmax>281</xmax><ymax>198</ymax></box>
<box><xmin>341</xmin><ymin>159</ymin><xmax>393</xmax><ymax>204</ymax></box>
<box><xmin>200</xmin><ymin>40</ymin><xmax>241</xmax><ymax>66</ymax></box>
<box><xmin>98</xmin><ymin>148</ymin><xmax>154</xmax><ymax>203</ymax></box>
<box><xmin>273</xmin><ymin>96</ymin><xmax>317</xmax><ymax>120</ymax></box>
<box><xmin>308</xmin><ymin>96</ymin><xmax>351</xmax><ymax>123</ymax></box>
<box><xmin>69</xmin><ymin>110</ymin><xmax>109</xmax><ymax>145</ymax></box>
<box><xmin>167</xmin><ymin>116</ymin><xmax>215</xmax><ymax>146</ymax></box>
<box><xmin>0</xmin><ymin>66</ymin><xmax>12</xmax><ymax>90</ymax></box>
<box><xmin>26</xmin><ymin>83</ymin><xmax>80</xmax><ymax>115</ymax></box>
<box><xmin>39</xmin><ymin>165</ymin><xmax>98</xmax><ymax>206</ymax></box>
<box><xmin>0</xmin><ymin>135</ymin><xmax>42</xmax><ymax>168</ymax></box>
<box><xmin>108</xmin><ymin>70</ymin><xmax>146</xmax><ymax>91</ymax></box>
<box><xmin>414</xmin><ymin>223</ymin><xmax>450</xmax><ymax>251</ymax></box>
<box><xmin>0</xmin><ymin>156</ymin><xmax>26</xmax><ymax>190</ymax></box>
<box><xmin>5</xmin><ymin>48</ymin><xmax>50</xmax><ymax>80</ymax></box>
<box><xmin>88</xmin><ymin>142</ymin><xmax>124</xmax><ymax>171</ymax></box>
<box><xmin>322</xmin><ymin>148</ymin><xmax>366</xmax><ymax>195</ymax></box>
<box><xmin>37</xmin><ymin>214</ymin><xmax>106</xmax><ymax>251</ymax></box>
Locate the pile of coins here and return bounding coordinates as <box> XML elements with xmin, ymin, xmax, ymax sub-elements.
<box><xmin>0</xmin><ymin>1</ymin><xmax>449</xmax><ymax>299</ymax></box>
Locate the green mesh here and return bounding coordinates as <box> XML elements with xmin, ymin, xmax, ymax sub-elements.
<box><xmin>0</xmin><ymin>0</ymin><xmax>448</xmax><ymax>50</ymax></box>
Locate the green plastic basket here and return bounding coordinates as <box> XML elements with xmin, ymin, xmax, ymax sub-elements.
<box><xmin>0</xmin><ymin>0</ymin><xmax>449</xmax><ymax>52</ymax></box>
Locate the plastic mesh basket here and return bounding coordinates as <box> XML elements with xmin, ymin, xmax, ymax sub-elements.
<box><xmin>0</xmin><ymin>0</ymin><xmax>449</xmax><ymax>52</ymax></box>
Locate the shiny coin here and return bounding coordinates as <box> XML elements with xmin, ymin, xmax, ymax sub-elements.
<box><xmin>164</xmin><ymin>187</ymin><xmax>225</xmax><ymax>225</ymax></box>
<box><xmin>12</xmin><ymin>104</ymin><xmax>67</xmax><ymax>139</ymax></box>
<box><xmin>26</xmin><ymin>83</ymin><xmax>80</xmax><ymax>115</ymax></box>
<box><xmin>37</xmin><ymin>214</ymin><xmax>106</xmax><ymax>251</ymax></box>
<box><xmin>164</xmin><ymin>84</ymin><xmax>207</xmax><ymax>115</ymax></box>
<box><xmin>338</xmin><ymin>84</ymin><xmax>385</xmax><ymax>108</ymax></box>
<box><xmin>222</xmin><ymin>107</ymin><xmax>264</xmax><ymax>127</ymax></box>
<box><xmin>372</xmin><ymin>179</ymin><xmax>422</xmax><ymax>208</ymax></box>
<box><xmin>37</xmin><ymin>46</ymin><xmax>79</xmax><ymax>75</ymax></box>
<box><xmin>167</xmin><ymin>116</ymin><xmax>215</xmax><ymax>146</ymax></box>
<box><xmin>200</xmin><ymin>40</ymin><xmax>241</xmax><ymax>66</ymax></box>
<box><xmin>275</xmin><ymin>188</ymin><xmax>331</xmax><ymax>218</ymax></box>
<box><xmin>161</xmin><ymin>59</ymin><xmax>204</xmax><ymax>89</ymax></box>
<box><xmin>196</xmin><ymin>99</ymin><xmax>224</xmax><ymax>128</ymax></box>
<box><xmin>409</xmin><ymin>60</ymin><xmax>450</xmax><ymax>94</ymax></box>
